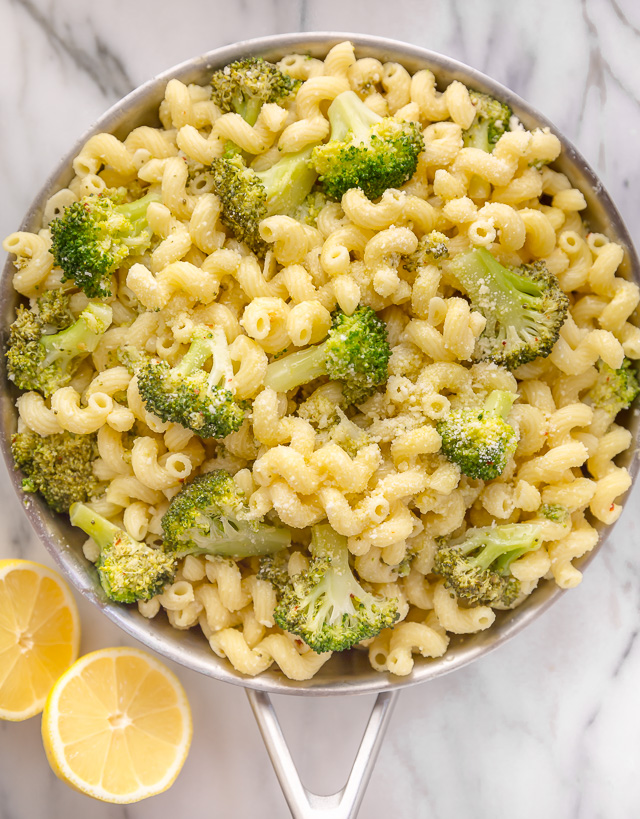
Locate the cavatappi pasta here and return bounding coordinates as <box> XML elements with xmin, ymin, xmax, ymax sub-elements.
<box><xmin>4</xmin><ymin>41</ymin><xmax>639</xmax><ymax>681</ymax></box>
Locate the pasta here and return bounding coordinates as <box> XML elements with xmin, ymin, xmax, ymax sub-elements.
<box><xmin>5</xmin><ymin>42</ymin><xmax>638</xmax><ymax>683</ymax></box>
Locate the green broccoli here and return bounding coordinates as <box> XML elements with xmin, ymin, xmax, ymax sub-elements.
<box><xmin>50</xmin><ymin>189</ymin><xmax>160</xmax><ymax>297</ymax></box>
<box><xmin>312</xmin><ymin>90</ymin><xmax>424</xmax><ymax>201</ymax></box>
<box><xmin>7</xmin><ymin>300</ymin><xmax>113</xmax><ymax>396</ymax></box>
<box><xmin>296</xmin><ymin>387</ymin><xmax>340</xmax><ymax>429</ymax></box>
<box><xmin>395</xmin><ymin>542</ymin><xmax>420</xmax><ymax>578</ymax></box>
<box><xmin>137</xmin><ymin>326</ymin><xmax>245</xmax><ymax>439</ymax></box>
<box><xmin>462</xmin><ymin>91</ymin><xmax>512</xmax><ymax>152</ymax></box>
<box><xmin>116</xmin><ymin>344</ymin><xmax>152</xmax><ymax>375</ymax></box>
<box><xmin>263</xmin><ymin>305</ymin><xmax>391</xmax><ymax>404</ymax></box>
<box><xmin>32</xmin><ymin>289</ymin><xmax>74</xmax><ymax>328</ymax></box>
<box><xmin>448</xmin><ymin>247</ymin><xmax>569</xmax><ymax>370</ymax></box>
<box><xmin>161</xmin><ymin>471</ymin><xmax>291</xmax><ymax>558</ymax></box>
<box><xmin>434</xmin><ymin>523</ymin><xmax>543</xmax><ymax>607</ymax></box>
<box><xmin>11</xmin><ymin>430</ymin><xmax>98</xmax><ymax>513</ymax></box>
<box><xmin>258</xmin><ymin>550</ymin><xmax>290</xmax><ymax>588</ymax></box>
<box><xmin>210</xmin><ymin>147</ymin><xmax>318</xmax><ymax>255</ymax></box>
<box><xmin>539</xmin><ymin>503</ymin><xmax>570</xmax><ymax>524</ymax></box>
<box><xmin>293</xmin><ymin>189</ymin><xmax>330</xmax><ymax>228</ymax></box>
<box><xmin>586</xmin><ymin>358</ymin><xmax>640</xmax><ymax>417</ymax></box>
<box><xmin>403</xmin><ymin>231</ymin><xmax>450</xmax><ymax>271</ymax></box>
<box><xmin>210</xmin><ymin>57</ymin><xmax>301</xmax><ymax>126</ymax></box>
<box><xmin>262</xmin><ymin>524</ymin><xmax>400</xmax><ymax>653</ymax></box>
<box><xmin>327</xmin><ymin>408</ymin><xmax>371</xmax><ymax>456</ymax></box>
<box><xmin>437</xmin><ymin>390</ymin><xmax>518</xmax><ymax>480</ymax></box>
<box><xmin>69</xmin><ymin>503</ymin><xmax>176</xmax><ymax>603</ymax></box>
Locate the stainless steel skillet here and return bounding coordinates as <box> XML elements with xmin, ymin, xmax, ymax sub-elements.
<box><xmin>1</xmin><ymin>32</ymin><xmax>638</xmax><ymax>819</ymax></box>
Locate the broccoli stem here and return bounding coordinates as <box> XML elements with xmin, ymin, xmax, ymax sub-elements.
<box><xmin>69</xmin><ymin>502</ymin><xmax>120</xmax><ymax>551</ymax></box>
<box><xmin>306</xmin><ymin>525</ymin><xmax>358</xmax><ymax>631</ymax></box>
<box><xmin>256</xmin><ymin>145</ymin><xmax>318</xmax><ymax>216</ymax></box>
<box><xmin>40</xmin><ymin>302</ymin><xmax>112</xmax><ymax>369</ymax></box>
<box><xmin>174</xmin><ymin>327</ymin><xmax>233</xmax><ymax>391</ymax></box>
<box><xmin>467</xmin><ymin>540</ymin><xmax>515</xmax><ymax>571</ymax></box>
<box><xmin>264</xmin><ymin>341</ymin><xmax>329</xmax><ymax>393</ymax></box>
<box><xmin>208</xmin><ymin>327</ymin><xmax>234</xmax><ymax>390</ymax></box>
<box><xmin>464</xmin><ymin>122</ymin><xmax>490</xmax><ymax>151</ymax></box>
<box><xmin>484</xmin><ymin>390</ymin><xmax>516</xmax><ymax>419</ymax></box>
<box><xmin>240</xmin><ymin>97</ymin><xmax>263</xmax><ymax>127</ymax></box>
<box><xmin>311</xmin><ymin>523</ymin><xmax>347</xmax><ymax>560</ymax></box>
<box><xmin>116</xmin><ymin>191</ymin><xmax>160</xmax><ymax>224</ymax></box>
<box><xmin>184</xmin><ymin>525</ymin><xmax>291</xmax><ymax>558</ymax></box>
<box><xmin>453</xmin><ymin>247</ymin><xmax>543</xmax><ymax>303</ymax></box>
<box><xmin>115</xmin><ymin>192</ymin><xmax>162</xmax><ymax>253</ymax></box>
<box><xmin>462</xmin><ymin>524</ymin><xmax>541</xmax><ymax>572</ymax></box>
<box><xmin>327</xmin><ymin>90</ymin><xmax>381</xmax><ymax>142</ymax></box>
<box><xmin>175</xmin><ymin>337</ymin><xmax>216</xmax><ymax>377</ymax></box>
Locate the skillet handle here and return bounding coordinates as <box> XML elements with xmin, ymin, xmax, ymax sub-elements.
<box><xmin>246</xmin><ymin>688</ymin><xmax>398</xmax><ymax>819</ymax></box>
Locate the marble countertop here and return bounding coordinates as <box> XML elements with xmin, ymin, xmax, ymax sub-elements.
<box><xmin>2</xmin><ymin>1</ymin><xmax>640</xmax><ymax>817</ymax></box>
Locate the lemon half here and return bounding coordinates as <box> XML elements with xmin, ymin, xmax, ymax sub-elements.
<box><xmin>42</xmin><ymin>647</ymin><xmax>193</xmax><ymax>803</ymax></box>
<box><xmin>0</xmin><ymin>559</ymin><xmax>80</xmax><ymax>721</ymax></box>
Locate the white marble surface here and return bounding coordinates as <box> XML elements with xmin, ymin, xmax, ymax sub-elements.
<box><xmin>1</xmin><ymin>1</ymin><xmax>640</xmax><ymax>817</ymax></box>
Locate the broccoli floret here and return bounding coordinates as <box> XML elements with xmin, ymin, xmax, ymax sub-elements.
<box><xmin>586</xmin><ymin>358</ymin><xmax>640</xmax><ymax>417</ymax></box>
<box><xmin>50</xmin><ymin>190</ymin><xmax>160</xmax><ymax>297</ymax></box>
<box><xmin>33</xmin><ymin>289</ymin><xmax>74</xmax><ymax>328</ymax></box>
<box><xmin>395</xmin><ymin>540</ymin><xmax>423</xmax><ymax>578</ymax></box>
<box><xmin>539</xmin><ymin>503</ymin><xmax>570</xmax><ymax>524</ymax></box>
<box><xmin>264</xmin><ymin>524</ymin><xmax>400</xmax><ymax>653</ymax></box>
<box><xmin>7</xmin><ymin>300</ymin><xmax>113</xmax><ymax>396</ymax></box>
<box><xmin>437</xmin><ymin>390</ymin><xmax>518</xmax><ymax>480</ymax></box>
<box><xmin>448</xmin><ymin>247</ymin><xmax>569</xmax><ymax>370</ymax></box>
<box><xmin>210</xmin><ymin>148</ymin><xmax>318</xmax><ymax>255</ymax></box>
<box><xmin>210</xmin><ymin>57</ymin><xmax>301</xmax><ymax>126</ymax></box>
<box><xmin>312</xmin><ymin>90</ymin><xmax>424</xmax><ymax>201</ymax></box>
<box><xmin>161</xmin><ymin>471</ymin><xmax>291</xmax><ymax>558</ymax></box>
<box><xmin>462</xmin><ymin>91</ymin><xmax>512</xmax><ymax>152</ymax></box>
<box><xmin>293</xmin><ymin>189</ymin><xmax>330</xmax><ymax>228</ymax></box>
<box><xmin>434</xmin><ymin>523</ymin><xmax>543</xmax><ymax>607</ymax></box>
<box><xmin>258</xmin><ymin>550</ymin><xmax>291</xmax><ymax>588</ymax></box>
<box><xmin>137</xmin><ymin>326</ymin><xmax>245</xmax><ymax>439</ymax></box>
<box><xmin>70</xmin><ymin>503</ymin><xmax>176</xmax><ymax>603</ymax></box>
<box><xmin>403</xmin><ymin>231</ymin><xmax>450</xmax><ymax>271</ymax></box>
<box><xmin>264</xmin><ymin>305</ymin><xmax>391</xmax><ymax>404</ymax></box>
<box><xmin>327</xmin><ymin>408</ymin><xmax>370</xmax><ymax>456</ymax></box>
<box><xmin>298</xmin><ymin>392</ymin><xmax>369</xmax><ymax>452</ymax></box>
<box><xmin>296</xmin><ymin>387</ymin><xmax>341</xmax><ymax>429</ymax></box>
<box><xmin>116</xmin><ymin>344</ymin><xmax>151</xmax><ymax>375</ymax></box>
<box><xmin>11</xmin><ymin>430</ymin><xmax>98</xmax><ymax>513</ymax></box>
<box><xmin>6</xmin><ymin>290</ymin><xmax>75</xmax><ymax>394</ymax></box>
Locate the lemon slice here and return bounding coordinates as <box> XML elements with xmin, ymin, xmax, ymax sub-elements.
<box><xmin>0</xmin><ymin>559</ymin><xmax>80</xmax><ymax>721</ymax></box>
<box><xmin>42</xmin><ymin>647</ymin><xmax>192</xmax><ymax>803</ymax></box>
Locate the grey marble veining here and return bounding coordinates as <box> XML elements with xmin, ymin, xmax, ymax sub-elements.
<box><xmin>1</xmin><ymin>1</ymin><xmax>640</xmax><ymax>817</ymax></box>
